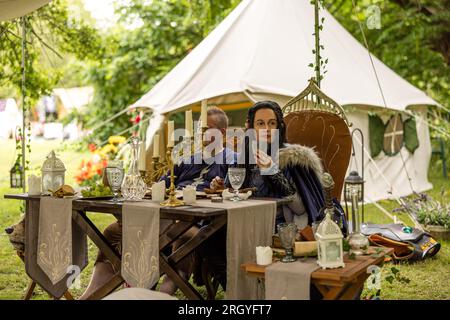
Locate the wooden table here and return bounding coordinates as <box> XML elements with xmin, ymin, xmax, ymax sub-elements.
<box><xmin>241</xmin><ymin>246</ymin><xmax>394</xmax><ymax>300</ymax></box>
<box><xmin>5</xmin><ymin>194</ymin><xmax>228</xmax><ymax>300</ymax></box>
<box><xmin>5</xmin><ymin>194</ymin><xmax>288</xmax><ymax>300</ymax></box>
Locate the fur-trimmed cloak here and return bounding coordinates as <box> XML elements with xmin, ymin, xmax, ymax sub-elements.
<box><xmin>278</xmin><ymin>143</ymin><xmax>347</xmax><ymax>234</ymax></box>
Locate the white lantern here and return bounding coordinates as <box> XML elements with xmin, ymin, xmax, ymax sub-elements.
<box><xmin>41</xmin><ymin>150</ymin><xmax>66</xmax><ymax>194</ymax></box>
<box><xmin>315</xmin><ymin>209</ymin><xmax>345</xmax><ymax>269</ymax></box>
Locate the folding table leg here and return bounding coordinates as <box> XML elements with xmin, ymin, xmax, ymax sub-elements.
<box><xmin>23</xmin><ymin>280</ymin><xmax>36</xmax><ymax>300</ymax></box>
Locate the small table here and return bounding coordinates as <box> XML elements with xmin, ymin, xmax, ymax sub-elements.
<box><xmin>241</xmin><ymin>246</ymin><xmax>393</xmax><ymax>300</ymax></box>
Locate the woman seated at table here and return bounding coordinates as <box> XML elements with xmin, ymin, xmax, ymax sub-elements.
<box><xmin>200</xmin><ymin>101</ymin><xmax>347</xmax><ymax>292</ymax></box>
<box><xmin>211</xmin><ymin>100</ymin><xmax>347</xmax><ymax>230</ymax></box>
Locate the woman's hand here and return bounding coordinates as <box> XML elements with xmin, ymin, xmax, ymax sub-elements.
<box><xmin>210</xmin><ymin>176</ymin><xmax>225</xmax><ymax>190</ymax></box>
<box><xmin>255</xmin><ymin>150</ymin><xmax>273</xmax><ymax>169</ymax></box>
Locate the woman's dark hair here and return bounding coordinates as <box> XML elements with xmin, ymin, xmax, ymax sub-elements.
<box><xmin>246</xmin><ymin>100</ymin><xmax>287</xmax><ymax>147</ymax></box>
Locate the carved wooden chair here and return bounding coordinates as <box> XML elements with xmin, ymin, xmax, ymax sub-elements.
<box><xmin>282</xmin><ymin>78</ymin><xmax>352</xmax><ymax>201</ymax></box>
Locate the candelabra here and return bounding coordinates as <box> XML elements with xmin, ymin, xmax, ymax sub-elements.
<box><xmin>160</xmin><ymin>147</ymin><xmax>184</xmax><ymax>207</ymax></box>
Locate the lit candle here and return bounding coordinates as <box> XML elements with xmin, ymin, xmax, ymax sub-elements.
<box><xmin>201</xmin><ymin>100</ymin><xmax>208</xmax><ymax>128</ymax></box>
<box><xmin>138</xmin><ymin>141</ymin><xmax>146</xmax><ymax>171</ymax></box>
<box><xmin>185</xmin><ymin>110</ymin><xmax>193</xmax><ymax>137</ymax></box>
<box><xmin>167</xmin><ymin>121</ymin><xmax>174</xmax><ymax>147</ymax></box>
<box><xmin>153</xmin><ymin>134</ymin><xmax>160</xmax><ymax>158</ymax></box>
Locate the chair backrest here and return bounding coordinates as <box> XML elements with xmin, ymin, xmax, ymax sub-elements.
<box><xmin>282</xmin><ymin>79</ymin><xmax>352</xmax><ymax>199</ymax></box>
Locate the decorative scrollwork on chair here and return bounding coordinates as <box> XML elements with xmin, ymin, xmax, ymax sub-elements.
<box><xmin>282</xmin><ymin>78</ymin><xmax>352</xmax><ymax>199</ymax></box>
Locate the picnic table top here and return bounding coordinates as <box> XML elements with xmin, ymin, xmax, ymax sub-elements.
<box><xmin>4</xmin><ymin>193</ymin><xmax>290</xmax><ymax>218</ymax></box>
<box><xmin>241</xmin><ymin>246</ymin><xmax>394</xmax><ymax>284</ymax></box>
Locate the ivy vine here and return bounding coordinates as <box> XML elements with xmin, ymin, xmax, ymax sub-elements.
<box><xmin>308</xmin><ymin>0</ymin><xmax>328</xmax><ymax>85</ymax></box>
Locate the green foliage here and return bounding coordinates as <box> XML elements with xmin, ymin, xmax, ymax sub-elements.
<box><xmin>0</xmin><ymin>0</ymin><xmax>102</xmax><ymax>102</ymax></box>
<box><xmin>85</xmin><ymin>0</ymin><xmax>241</xmax><ymax>143</ymax></box>
<box><xmin>326</xmin><ymin>0</ymin><xmax>449</xmax><ymax>139</ymax></box>
<box><xmin>394</xmin><ymin>191</ymin><xmax>450</xmax><ymax>228</ymax></box>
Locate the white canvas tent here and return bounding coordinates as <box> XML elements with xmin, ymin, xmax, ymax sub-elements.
<box><xmin>0</xmin><ymin>0</ymin><xmax>51</xmax><ymax>21</ymax></box>
<box><xmin>130</xmin><ymin>0</ymin><xmax>441</xmax><ymax>202</ymax></box>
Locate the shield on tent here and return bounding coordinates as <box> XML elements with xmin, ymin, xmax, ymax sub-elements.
<box><xmin>383</xmin><ymin>114</ymin><xmax>404</xmax><ymax>156</ymax></box>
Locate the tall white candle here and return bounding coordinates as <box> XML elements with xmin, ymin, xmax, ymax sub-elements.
<box><xmin>138</xmin><ymin>141</ymin><xmax>146</xmax><ymax>171</ymax></box>
<box><xmin>153</xmin><ymin>134</ymin><xmax>160</xmax><ymax>158</ymax></box>
<box><xmin>201</xmin><ymin>100</ymin><xmax>208</xmax><ymax>128</ymax></box>
<box><xmin>185</xmin><ymin>110</ymin><xmax>193</xmax><ymax>137</ymax></box>
<box><xmin>167</xmin><ymin>121</ymin><xmax>174</xmax><ymax>147</ymax></box>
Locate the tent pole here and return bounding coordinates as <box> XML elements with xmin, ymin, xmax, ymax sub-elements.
<box><xmin>314</xmin><ymin>0</ymin><xmax>321</xmax><ymax>87</ymax></box>
<box><xmin>20</xmin><ymin>16</ymin><xmax>27</xmax><ymax>193</ymax></box>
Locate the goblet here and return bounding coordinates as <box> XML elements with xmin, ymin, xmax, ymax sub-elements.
<box><xmin>227</xmin><ymin>167</ymin><xmax>246</xmax><ymax>202</ymax></box>
<box><xmin>277</xmin><ymin>222</ymin><xmax>298</xmax><ymax>262</ymax></box>
<box><xmin>106</xmin><ymin>167</ymin><xmax>124</xmax><ymax>202</ymax></box>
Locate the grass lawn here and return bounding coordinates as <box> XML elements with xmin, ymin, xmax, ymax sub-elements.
<box><xmin>0</xmin><ymin>138</ymin><xmax>448</xmax><ymax>300</ymax></box>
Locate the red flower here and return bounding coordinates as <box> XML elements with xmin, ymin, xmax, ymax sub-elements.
<box><xmin>135</xmin><ymin>115</ymin><xmax>141</xmax><ymax>124</ymax></box>
<box><xmin>88</xmin><ymin>143</ymin><xmax>97</xmax><ymax>152</ymax></box>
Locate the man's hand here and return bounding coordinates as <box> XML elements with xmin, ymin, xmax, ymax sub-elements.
<box><xmin>210</xmin><ymin>176</ymin><xmax>225</xmax><ymax>190</ymax></box>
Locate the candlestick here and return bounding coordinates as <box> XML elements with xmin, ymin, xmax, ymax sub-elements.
<box><xmin>153</xmin><ymin>134</ymin><xmax>160</xmax><ymax>158</ymax></box>
<box><xmin>185</xmin><ymin>110</ymin><xmax>193</xmax><ymax>137</ymax></box>
<box><xmin>167</xmin><ymin>121</ymin><xmax>174</xmax><ymax>147</ymax></box>
<box><xmin>201</xmin><ymin>100</ymin><xmax>208</xmax><ymax>128</ymax></box>
<box><xmin>160</xmin><ymin>146</ymin><xmax>184</xmax><ymax>207</ymax></box>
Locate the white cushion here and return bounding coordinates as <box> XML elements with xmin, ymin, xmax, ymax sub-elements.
<box><xmin>102</xmin><ymin>288</ymin><xmax>178</xmax><ymax>300</ymax></box>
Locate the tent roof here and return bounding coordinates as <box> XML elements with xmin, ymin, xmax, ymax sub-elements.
<box><xmin>131</xmin><ymin>0</ymin><xmax>439</xmax><ymax>114</ymax></box>
<box><xmin>0</xmin><ymin>0</ymin><xmax>51</xmax><ymax>21</ymax></box>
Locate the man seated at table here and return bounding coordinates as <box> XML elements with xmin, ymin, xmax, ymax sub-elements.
<box><xmin>79</xmin><ymin>107</ymin><xmax>234</xmax><ymax>300</ymax></box>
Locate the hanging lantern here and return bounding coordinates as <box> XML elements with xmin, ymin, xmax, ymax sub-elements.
<box><xmin>316</xmin><ymin>208</ymin><xmax>345</xmax><ymax>269</ymax></box>
<box><xmin>10</xmin><ymin>160</ymin><xmax>24</xmax><ymax>189</ymax></box>
<box><xmin>41</xmin><ymin>150</ymin><xmax>66</xmax><ymax>194</ymax></box>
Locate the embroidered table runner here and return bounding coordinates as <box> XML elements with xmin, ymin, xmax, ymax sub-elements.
<box><xmin>265</xmin><ymin>258</ymin><xmax>319</xmax><ymax>300</ymax></box>
<box><xmin>38</xmin><ymin>197</ymin><xmax>73</xmax><ymax>284</ymax></box>
<box><xmin>121</xmin><ymin>201</ymin><xmax>160</xmax><ymax>289</ymax></box>
<box><xmin>196</xmin><ymin>199</ymin><xmax>277</xmax><ymax>300</ymax></box>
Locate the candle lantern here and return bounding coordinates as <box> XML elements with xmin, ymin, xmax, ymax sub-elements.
<box><xmin>316</xmin><ymin>209</ymin><xmax>345</xmax><ymax>269</ymax></box>
<box><xmin>316</xmin><ymin>172</ymin><xmax>345</xmax><ymax>269</ymax></box>
<box><xmin>10</xmin><ymin>158</ymin><xmax>24</xmax><ymax>189</ymax></box>
<box><xmin>41</xmin><ymin>150</ymin><xmax>66</xmax><ymax>194</ymax></box>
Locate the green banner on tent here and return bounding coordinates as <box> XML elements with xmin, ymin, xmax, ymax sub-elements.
<box><xmin>369</xmin><ymin>114</ymin><xmax>386</xmax><ymax>158</ymax></box>
<box><xmin>404</xmin><ymin>117</ymin><xmax>419</xmax><ymax>153</ymax></box>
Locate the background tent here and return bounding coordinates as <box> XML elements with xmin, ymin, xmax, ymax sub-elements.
<box><xmin>131</xmin><ymin>0</ymin><xmax>440</xmax><ymax>202</ymax></box>
<box><xmin>0</xmin><ymin>0</ymin><xmax>51</xmax><ymax>21</ymax></box>
<box><xmin>52</xmin><ymin>86</ymin><xmax>94</xmax><ymax>118</ymax></box>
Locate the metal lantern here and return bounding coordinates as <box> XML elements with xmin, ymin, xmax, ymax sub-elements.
<box><xmin>10</xmin><ymin>160</ymin><xmax>24</xmax><ymax>189</ymax></box>
<box><xmin>316</xmin><ymin>208</ymin><xmax>345</xmax><ymax>269</ymax></box>
<box><xmin>344</xmin><ymin>128</ymin><xmax>365</xmax><ymax>222</ymax></box>
<box><xmin>344</xmin><ymin>170</ymin><xmax>365</xmax><ymax>225</ymax></box>
<box><xmin>41</xmin><ymin>150</ymin><xmax>66</xmax><ymax>194</ymax></box>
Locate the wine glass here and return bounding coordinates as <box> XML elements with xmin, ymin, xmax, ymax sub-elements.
<box><xmin>106</xmin><ymin>167</ymin><xmax>124</xmax><ymax>202</ymax></box>
<box><xmin>227</xmin><ymin>167</ymin><xmax>246</xmax><ymax>202</ymax></box>
<box><xmin>277</xmin><ymin>223</ymin><xmax>297</xmax><ymax>262</ymax></box>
